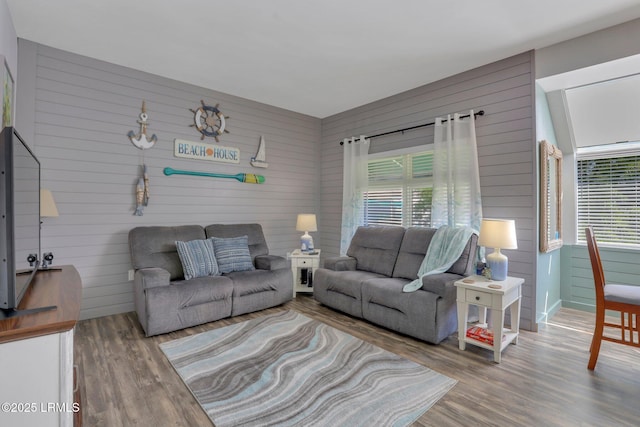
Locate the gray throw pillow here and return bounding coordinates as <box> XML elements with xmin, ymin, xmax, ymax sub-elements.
<box><xmin>211</xmin><ymin>235</ymin><xmax>255</xmax><ymax>273</ymax></box>
<box><xmin>175</xmin><ymin>238</ymin><xmax>220</xmax><ymax>280</ymax></box>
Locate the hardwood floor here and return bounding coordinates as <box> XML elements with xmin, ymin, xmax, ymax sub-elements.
<box><xmin>74</xmin><ymin>296</ymin><xmax>640</xmax><ymax>426</ymax></box>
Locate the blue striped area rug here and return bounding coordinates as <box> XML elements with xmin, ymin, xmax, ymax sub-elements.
<box><xmin>160</xmin><ymin>311</ymin><xmax>456</xmax><ymax>427</ymax></box>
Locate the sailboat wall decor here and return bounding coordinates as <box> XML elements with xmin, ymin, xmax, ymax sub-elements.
<box><xmin>250</xmin><ymin>136</ymin><xmax>268</xmax><ymax>168</ymax></box>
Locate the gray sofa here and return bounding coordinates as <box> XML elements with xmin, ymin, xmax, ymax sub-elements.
<box><xmin>314</xmin><ymin>226</ymin><xmax>477</xmax><ymax>344</ymax></box>
<box><xmin>128</xmin><ymin>223</ymin><xmax>292</xmax><ymax>336</ymax></box>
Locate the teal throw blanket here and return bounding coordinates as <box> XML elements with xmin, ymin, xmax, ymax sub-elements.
<box><xmin>402</xmin><ymin>226</ymin><xmax>475</xmax><ymax>292</ymax></box>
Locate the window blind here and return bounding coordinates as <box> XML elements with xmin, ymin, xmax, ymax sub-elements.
<box><xmin>364</xmin><ymin>151</ymin><xmax>433</xmax><ymax>227</ymax></box>
<box><xmin>577</xmin><ymin>154</ymin><xmax>640</xmax><ymax>246</ymax></box>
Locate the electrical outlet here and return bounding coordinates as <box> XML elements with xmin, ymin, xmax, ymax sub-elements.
<box><xmin>128</xmin><ymin>269</ymin><xmax>135</xmax><ymax>281</ymax></box>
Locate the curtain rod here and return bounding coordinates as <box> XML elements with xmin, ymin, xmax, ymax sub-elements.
<box><xmin>339</xmin><ymin>109</ymin><xmax>485</xmax><ymax>145</ymax></box>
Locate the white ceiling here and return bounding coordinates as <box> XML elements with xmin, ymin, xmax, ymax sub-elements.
<box><xmin>7</xmin><ymin>0</ymin><xmax>640</xmax><ymax>118</ymax></box>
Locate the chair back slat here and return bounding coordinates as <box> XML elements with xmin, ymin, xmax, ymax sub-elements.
<box><xmin>585</xmin><ymin>226</ymin><xmax>606</xmax><ymax>304</ymax></box>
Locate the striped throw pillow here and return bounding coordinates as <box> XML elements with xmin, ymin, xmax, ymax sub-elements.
<box><xmin>175</xmin><ymin>238</ymin><xmax>220</xmax><ymax>280</ymax></box>
<box><xmin>211</xmin><ymin>235</ymin><xmax>255</xmax><ymax>273</ymax></box>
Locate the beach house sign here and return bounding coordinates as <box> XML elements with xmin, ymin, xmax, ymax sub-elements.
<box><xmin>173</xmin><ymin>139</ymin><xmax>240</xmax><ymax>164</ymax></box>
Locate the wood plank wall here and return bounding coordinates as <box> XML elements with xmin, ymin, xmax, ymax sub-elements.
<box><xmin>16</xmin><ymin>41</ymin><xmax>321</xmax><ymax>320</ymax></box>
<box><xmin>320</xmin><ymin>52</ymin><xmax>537</xmax><ymax>330</ymax></box>
<box><xmin>561</xmin><ymin>244</ymin><xmax>640</xmax><ymax>312</ymax></box>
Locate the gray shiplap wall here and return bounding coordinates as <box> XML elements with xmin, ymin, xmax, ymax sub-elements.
<box><xmin>320</xmin><ymin>52</ymin><xmax>537</xmax><ymax>330</ymax></box>
<box><xmin>16</xmin><ymin>40</ymin><xmax>321</xmax><ymax>319</ymax></box>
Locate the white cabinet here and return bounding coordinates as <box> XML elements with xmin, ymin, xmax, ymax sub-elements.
<box><xmin>0</xmin><ymin>266</ymin><xmax>82</xmax><ymax>426</ymax></box>
<box><xmin>0</xmin><ymin>330</ymin><xmax>75</xmax><ymax>426</ymax></box>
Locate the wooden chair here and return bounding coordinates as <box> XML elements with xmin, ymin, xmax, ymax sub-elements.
<box><xmin>585</xmin><ymin>226</ymin><xmax>640</xmax><ymax>370</ymax></box>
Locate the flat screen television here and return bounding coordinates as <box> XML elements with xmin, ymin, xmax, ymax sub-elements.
<box><xmin>0</xmin><ymin>126</ymin><xmax>42</xmax><ymax>317</ymax></box>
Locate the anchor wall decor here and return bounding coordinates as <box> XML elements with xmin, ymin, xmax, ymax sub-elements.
<box><xmin>128</xmin><ymin>101</ymin><xmax>157</xmax><ymax>150</ymax></box>
<box><xmin>128</xmin><ymin>101</ymin><xmax>155</xmax><ymax>216</ymax></box>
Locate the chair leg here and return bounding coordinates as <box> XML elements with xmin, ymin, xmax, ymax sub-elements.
<box><xmin>588</xmin><ymin>309</ymin><xmax>605</xmax><ymax>370</ymax></box>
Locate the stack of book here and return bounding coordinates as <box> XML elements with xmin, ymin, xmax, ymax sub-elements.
<box><xmin>466</xmin><ymin>326</ymin><xmax>505</xmax><ymax>345</ymax></box>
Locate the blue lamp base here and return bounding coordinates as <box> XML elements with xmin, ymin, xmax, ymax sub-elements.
<box><xmin>300</xmin><ymin>232</ymin><xmax>314</xmax><ymax>252</ymax></box>
<box><xmin>486</xmin><ymin>248</ymin><xmax>508</xmax><ymax>281</ymax></box>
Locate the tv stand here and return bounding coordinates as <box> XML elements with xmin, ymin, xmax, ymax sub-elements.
<box><xmin>0</xmin><ymin>266</ymin><xmax>82</xmax><ymax>426</ymax></box>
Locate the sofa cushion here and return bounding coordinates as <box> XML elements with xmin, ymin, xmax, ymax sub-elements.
<box><xmin>143</xmin><ymin>275</ymin><xmax>234</xmax><ymax>336</ymax></box>
<box><xmin>361</xmin><ymin>277</ymin><xmax>456</xmax><ymax>344</ymax></box>
<box><xmin>346</xmin><ymin>226</ymin><xmax>406</xmax><ymax>277</ymax></box>
<box><xmin>318</xmin><ymin>270</ymin><xmax>385</xmax><ymax>298</ymax></box>
<box><xmin>129</xmin><ymin>225</ymin><xmax>206</xmax><ymax>280</ymax></box>
<box><xmin>226</xmin><ymin>268</ymin><xmax>293</xmax><ymax>316</ymax></box>
<box><xmin>313</xmin><ymin>268</ymin><xmax>387</xmax><ymax>318</ymax></box>
<box><xmin>324</xmin><ymin>256</ymin><xmax>357</xmax><ymax>271</ymax></box>
<box><xmin>169</xmin><ymin>275</ymin><xmax>234</xmax><ymax>308</ymax></box>
<box><xmin>226</xmin><ymin>270</ymin><xmax>283</xmax><ymax>296</ymax></box>
<box><xmin>211</xmin><ymin>236</ymin><xmax>255</xmax><ymax>273</ymax></box>
<box><xmin>175</xmin><ymin>238</ymin><xmax>220</xmax><ymax>280</ymax></box>
<box><xmin>392</xmin><ymin>227</ymin><xmax>436</xmax><ymax>279</ymax></box>
<box><xmin>205</xmin><ymin>223</ymin><xmax>269</xmax><ymax>261</ymax></box>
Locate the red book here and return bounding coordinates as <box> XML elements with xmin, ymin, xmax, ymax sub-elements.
<box><xmin>466</xmin><ymin>326</ymin><xmax>505</xmax><ymax>345</ymax></box>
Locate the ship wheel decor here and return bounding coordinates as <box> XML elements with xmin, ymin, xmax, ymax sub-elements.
<box><xmin>190</xmin><ymin>100</ymin><xmax>230</xmax><ymax>141</ymax></box>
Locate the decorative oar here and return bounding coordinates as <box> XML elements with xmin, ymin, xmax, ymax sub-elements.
<box><xmin>163</xmin><ymin>167</ymin><xmax>265</xmax><ymax>184</ymax></box>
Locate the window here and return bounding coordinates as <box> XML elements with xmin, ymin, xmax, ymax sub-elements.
<box><xmin>364</xmin><ymin>151</ymin><xmax>433</xmax><ymax>227</ymax></box>
<box><xmin>577</xmin><ymin>147</ymin><xmax>640</xmax><ymax>247</ymax></box>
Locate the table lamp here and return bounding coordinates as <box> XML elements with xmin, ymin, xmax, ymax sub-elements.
<box><xmin>40</xmin><ymin>189</ymin><xmax>59</xmax><ymax>218</ymax></box>
<box><xmin>296</xmin><ymin>214</ymin><xmax>317</xmax><ymax>252</ymax></box>
<box><xmin>40</xmin><ymin>189</ymin><xmax>60</xmax><ymax>270</ymax></box>
<box><xmin>478</xmin><ymin>218</ymin><xmax>517</xmax><ymax>281</ymax></box>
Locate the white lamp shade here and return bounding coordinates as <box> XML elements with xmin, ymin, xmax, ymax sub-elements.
<box><xmin>478</xmin><ymin>219</ymin><xmax>517</xmax><ymax>249</ymax></box>
<box><xmin>40</xmin><ymin>189</ymin><xmax>59</xmax><ymax>218</ymax></box>
<box><xmin>296</xmin><ymin>214</ymin><xmax>317</xmax><ymax>232</ymax></box>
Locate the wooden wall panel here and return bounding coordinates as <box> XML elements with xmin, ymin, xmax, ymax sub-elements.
<box><xmin>561</xmin><ymin>244</ymin><xmax>640</xmax><ymax>312</ymax></box>
<box><xmin>17</xmin><ymin>41</ymin><xmax>321</xmax><ymax>319</ymax></box>
<box><xmin>320</xmin><ymin>52</ymin><xmax>537</xmax><ymax>330</ymax></box>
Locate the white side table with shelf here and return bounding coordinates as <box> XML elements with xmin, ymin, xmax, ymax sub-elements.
<box><xmin>455</xmin><ymin>275</ymin><xmax>523</xmax><ymax>363</ymax></box>
<box><xmin>289</xmin><ymin>249</ymin><xmax>320</xmax><ymax>298</ymax></box>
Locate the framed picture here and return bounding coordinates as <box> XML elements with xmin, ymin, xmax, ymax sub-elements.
<box><xmin>1</xmin><ymin>55</ymin><xmax>14</xmax><ymax>129</ymax></box>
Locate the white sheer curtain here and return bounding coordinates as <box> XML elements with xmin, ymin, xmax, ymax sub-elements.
<box><xmin>340</xmin><ymin>135</ymin><xmax>370</xmax><ymax>255</ymax></box>
<box><xmin>431</xmin><ymin>111</ymin><xmax>482</xmax><ymax>233</ymax></box>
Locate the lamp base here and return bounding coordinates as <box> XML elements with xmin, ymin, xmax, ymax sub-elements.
<box><xmin>486</xmin><ymin>248</ymin><xmax>508</xmax><ymax>281</ymax></box>
<box><xmin>300</xmin><ymin>232</ymin><xmax>314</xmax><ymax>252</ymax></box>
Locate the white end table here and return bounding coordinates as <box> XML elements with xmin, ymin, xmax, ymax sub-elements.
<box><xmin>289</xmin><ymin>249</ymin><xmax>320</xmax><ymax>297</ymax></box>
<box><xmin>455</xmin><ymin>275</ymin><xmax>523</xmax><ymax>363</ymax></box>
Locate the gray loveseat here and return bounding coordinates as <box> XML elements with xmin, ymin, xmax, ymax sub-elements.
<box><xmin>128</xmin><ymin>223</ymin><xmax>292</xmax><ymax>336</ymax></box>
<box><xmin>314</xmin><ymin>226</ymin><xmax>477</xmax><ymax>344</ymax></box>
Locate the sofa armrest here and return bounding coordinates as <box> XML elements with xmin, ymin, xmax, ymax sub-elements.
<box><xmin>420</xmin><ymin>272</ymin><xmax>464</xmax><ymax>297</ymax></box>
<box><xmin>135</xmin><ymin>267</ymin><xmax>171</xmax><ymax>290</ymax></box>
<box><xmin>324</xmin><ymin>256</ymin><xmax>357</xmax><ymax>271</ymax></box>
<box><xmin>255</xmin><ymin>254</ymin><xmax>287</xmax><ymax>270</ymax></box>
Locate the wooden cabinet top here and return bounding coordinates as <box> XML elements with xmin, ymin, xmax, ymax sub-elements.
<box><xmin>0</xmin><ymin>265</ymin><xmax>82</xmax><ymax>344</ymax></box>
